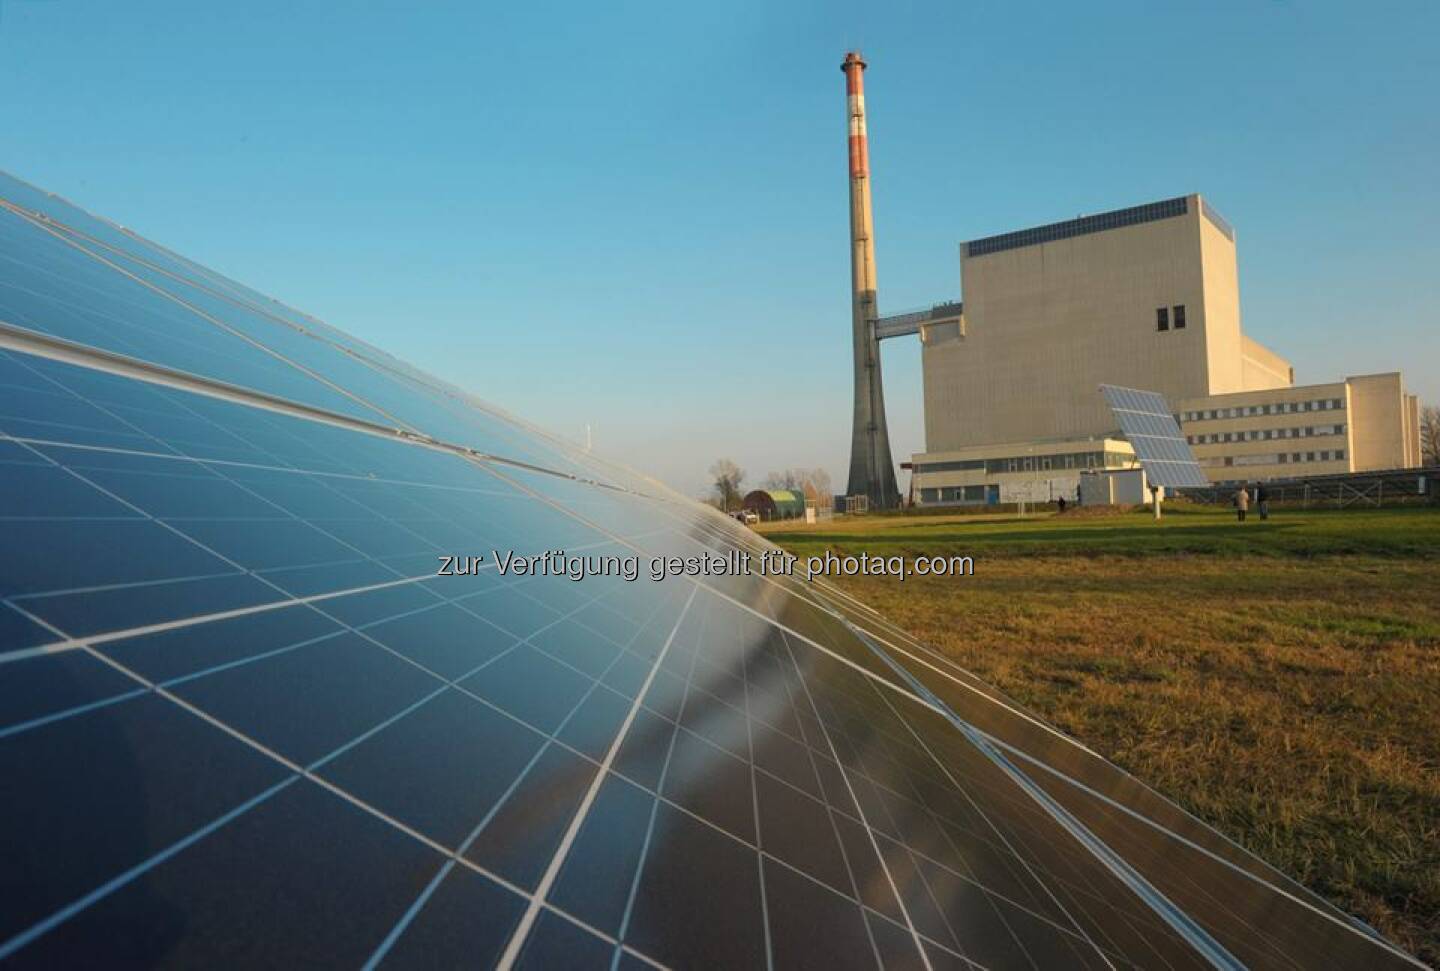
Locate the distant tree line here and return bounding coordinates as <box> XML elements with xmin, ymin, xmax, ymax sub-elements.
<box><xmin>707</xmin><ymin>459</ymin><xmax>833</xmax><ymax>512</ymax></box>
<box><xmin>759</xmin><ymin>467</ymin><xmax>832</xmax><ymax>502</ymax></box>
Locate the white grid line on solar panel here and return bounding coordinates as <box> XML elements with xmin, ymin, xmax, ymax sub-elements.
<box><xmin>0</xmin><ymin>181</ymin><xmax>612</xmax><ymax>482</ymax></box>
<box><xmin>778</xmin><ymin>629</ymin><xmax>1146</xmax><ymax>968</ymax></box>
<box><xmin>1</xmin><ymin>205</ymin><xmax>617</xmax><ymax>487</ymax></box>
<box><xmin>847</xmin><ymin>629</ymin><xmax>1235</xmax><ymax>968</ymax></box>
<box><xmin>609</xmin><ymin>596</ymin><xmax>718</xmax><ymax>956</ymax></box>
<box><xmin>743</xmin><ymin>626</ymin><xmax>900</xmax><ymax>969</ymax></box>
<box><xmin>497</xmin><ymin>584</ymin><xmax>700</xmax><ymax>968</ymax></box>
<box><xmin>365</xmin><ymin>584</ymin><xmax>692</xmax><ymax>969</ymax></box>
<box><xmin>0</xmin><ymin>553</ymin><xmax>685</xmax><ymax>965</ymax></box>
<box><xmin>773</xmin><ymin>628</ymin><xmax>937</xmax><ymax>969</ymax></box>
<box><xmin>745</xmin><ymin>615</ymin><xmax>779</xmax><ymax>971</ymax></box>
<box><xmin>792</xmin><ymin>631</ymin><xmax>1085</xmax><ymax>954</ymax></box>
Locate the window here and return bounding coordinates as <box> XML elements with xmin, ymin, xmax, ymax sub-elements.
<box><xmin>1306</xmin><ymin>452</ymin><xmax>1315</xmax><ymax>462</ymax></box>
<box><xmin>1278</xmin><ymin>454</ymin><xmax>1288</xmax><ymax>464</ymax></box>
<box><xmin>1333</xmin><ymin>424</ymin><xmax>1344</xmax><ymax>435</ymax></box>
<box><xmin>1320</xmin><ymin>451</ymin><xmax>1330</xmax><ymax>461</ymax></box>
<box><xmin>1173</xmin><ymin>304</ymin><xmax>1186</xmax><ymax>329</ymax></box>
<box><xmin>1224</xmin><ymin>457</ymin><xmax>1234</xmax><ymax>467</ymax></box>
<box><xmin>1336</xmin><ymin>449</ymin><xmax>1346</xmax><ymax>460</ymax></box>
<box><xmin>1156</xmin><ymin>307</ymin><xmax>1169</xmax><ymax>331</ymax></box>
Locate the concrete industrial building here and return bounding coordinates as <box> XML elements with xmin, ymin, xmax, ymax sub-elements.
<box><xmin>909</xmin><ymin>194</ymin><xmax>1422</xmax><ymax>505</ymax></box>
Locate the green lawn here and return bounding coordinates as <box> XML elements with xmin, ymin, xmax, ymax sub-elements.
<box><xmin>761</xmin><ymin>503</ymin><xmax>1440</xmax><ymax>962</ymax></box>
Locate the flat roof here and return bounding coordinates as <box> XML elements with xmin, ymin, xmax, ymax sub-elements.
<box><xmin>961</xmin><ymin>194</ymin><xmax>1234</xmax><ymax>259</ymax></box>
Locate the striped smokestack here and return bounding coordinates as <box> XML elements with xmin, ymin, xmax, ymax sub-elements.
<box><xmin>842</xmin><ymin>50</ymin><xmax>899</xmax><ymax>509</ymax></box>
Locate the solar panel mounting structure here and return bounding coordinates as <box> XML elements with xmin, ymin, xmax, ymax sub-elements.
<box><xmin>1100</xmin><ymin>383</ymin><xmax>1211</xmax><ymax>520</ymax></box>
<box><xmin>0</xmin><ymin>171</ymin><xmax>1424</xmax><ymax>969</ymax></box>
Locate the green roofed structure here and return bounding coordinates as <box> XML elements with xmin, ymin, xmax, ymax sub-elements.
<box><xmin>741</xmin><ymin>489</ymin><xmax>806</xmax><ymax>520</ymax></box>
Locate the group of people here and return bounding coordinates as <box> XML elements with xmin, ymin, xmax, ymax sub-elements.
<box><xmin>1233</xmin><ymin>482</ymin><xmax>1270</xmax><ymax>522</ymax></box>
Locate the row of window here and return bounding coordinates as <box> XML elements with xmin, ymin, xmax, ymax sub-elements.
<box><xmin>1156</xmin><ymin>305</ymin><xmax>1186</xmax><ymax>331</ymax></box>
<box><xmin>917</xmin><ymin>451</ymin><xmax>1130</xmax><ymax>476</ymax></box>
<box><xmin>1206</xmin><ymin>450</ymin><xmax>1346</xmax><ymax>468</ymax></box>
<box><xmin>919</xmin><ymin>485</ymin><xmax>997</xmax><ymax>504</ymax></box>
<box><xmin>1189</xmin><ymin>424</ymin><xmax>1345</xmax><ymax>445</ymax></box>
<box><xmin>1182</xmin><ymin>398</ymin><xmax>1343</xmax><ymax>421</ymax></box>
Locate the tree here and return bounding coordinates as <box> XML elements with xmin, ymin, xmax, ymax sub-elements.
<box><xmin>805</xmin><ymin>467</ymin><xmax>833</xmax><ymax>503</ymax></box>
<box><xmin>760</xmin><ymin>469</ymin><xmax>801</xmax><ymax>490</ymax></box>
<box><xmin>709</xmin><ymin>458</ymin><xmax>745</xmax><ymax>511</ymax></box>
<box><xmin>761</xmin><ymin>467</ymin><xmax>833</xmax><ymax>504</ymax></box>
<box><xmin>1422</xmin><ymin>404</ymin><xmax>1440</xmax><ymax>467</ymax></box>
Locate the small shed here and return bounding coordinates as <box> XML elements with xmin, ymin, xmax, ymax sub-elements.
<box><xmin>742</xmin><ymin>489</ymin><xmax>807</xmax><ymax>521</ymax></box>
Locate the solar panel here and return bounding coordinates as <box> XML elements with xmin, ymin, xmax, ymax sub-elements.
<box><xmin>1100</xmin><ymin>383</ymin><xmax>1212</xmax><ymax>488</ymax></box>
<box><xmin>0</xmin><ymin>172</ymin><xmax>1421</xmax><ymax>969</ymax></box>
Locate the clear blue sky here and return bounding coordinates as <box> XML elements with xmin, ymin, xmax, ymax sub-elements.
<box><xmin>2</xmin><ymin>0</ymin><xmax>1436</xmax><ymax>496</ymax></box>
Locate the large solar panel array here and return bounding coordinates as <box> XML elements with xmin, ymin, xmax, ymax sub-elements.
<box><xmin>0</xmin><ymin>171</ymin><xmax>1420</xmax><ymax>969</ymax></box>
<box><xmin>1100</xmin><ymin>384</ymin><xmax>1213</xmax><ymax>488</ymax></box>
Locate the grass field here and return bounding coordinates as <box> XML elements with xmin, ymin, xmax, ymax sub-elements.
<box><xmin>760</xmin><ymin>503</ymin><xmax>1440</xmax><ymax>963</ymax></box>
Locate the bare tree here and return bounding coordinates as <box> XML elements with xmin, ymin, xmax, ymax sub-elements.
<box><xmin>761</xmin><ymin>467</ymin><xmax>834</xmax><ymax>504</ymax></box>
<box><xmin>709</xmin><ymin>458</ymin><xmax>746</xmax><ymax>511</ymax></box>
<box><xmin>805</xmin><ymin>467</ymin><xmax>832</xmax><ymax>502</ymax></box>
<box><xmin>760</xmin><ymin>469</ymin><xmax>801</xmax><ymax>490</ymax></box>
<box><xmin>1422</xmin><ymin>404</ymin><xmax>1440</xmax><ymax>467</ymax></box>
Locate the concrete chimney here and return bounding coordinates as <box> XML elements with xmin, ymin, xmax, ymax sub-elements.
<box><xmin>842</xmin><ymin>51</ymin><xmax>899</xmax><ymax>509</ymax></box>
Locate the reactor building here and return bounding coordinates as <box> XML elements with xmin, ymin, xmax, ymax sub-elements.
<box><xmin>909</xmin><ymin>194</ymin><xmax>1423</xmax><ymax>505</ymax></box>
<box><xmin>836</xmin><ymin>56</ymin><xmax>1423</xmax><ymax>508</ymax></box>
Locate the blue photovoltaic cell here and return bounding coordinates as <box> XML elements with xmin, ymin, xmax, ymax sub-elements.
<box><xmin>1100</xmin><ymin>383</ymin><xmax>1212</xmax><ymax>488</ymax></box>
<box><xmin>0</xmin><ymin>171</ymin><xmax>1423</xmax><ymax>970</ymax></box>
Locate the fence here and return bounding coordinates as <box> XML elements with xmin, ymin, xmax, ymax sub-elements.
<box><xmin>1182</xmin><ymin>467</ymin><xmax>1438</xmax><ymax>508</ymax></box>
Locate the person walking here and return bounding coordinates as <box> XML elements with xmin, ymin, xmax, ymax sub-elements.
<box><xmin>1233</xmin><ymin>483</ymin><xmax>1250</xmax><ymax>522</ymax></box>
<box><xmin>1255</xmin><ymin>481</ymin><xmax>1270</xmax><ymax>520</ymax></box>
